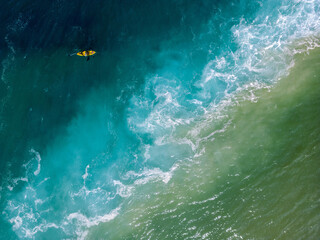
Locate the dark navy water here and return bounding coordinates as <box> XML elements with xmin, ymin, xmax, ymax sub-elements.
<box><xmin>1</xmin><ymin>0</ymin><xmax>319</xmax><ymax>239</ymax></box>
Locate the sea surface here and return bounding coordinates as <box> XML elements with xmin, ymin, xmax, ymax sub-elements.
<box><xmin>0</xmin><ymin>0</ymin><xmax>319</xmax><ymax>239</ymax></box>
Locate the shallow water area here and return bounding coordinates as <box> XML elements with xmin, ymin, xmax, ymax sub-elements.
<box><xmin>86</xmin><ymin>45</ymin><xmax>320</xmax><ymax>240</ymax></box>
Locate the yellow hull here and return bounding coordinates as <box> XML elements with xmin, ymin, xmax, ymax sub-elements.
<box><xmin>77</xmin><ymin>50</ymin><xmax>96</xmax><ymax>57</ymax></box>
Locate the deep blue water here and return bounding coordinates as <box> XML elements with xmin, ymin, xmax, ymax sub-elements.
<box><xmin>0</xmin><ymin>0</ymin><xmax>319</xmax><ymax>239</ymax></box>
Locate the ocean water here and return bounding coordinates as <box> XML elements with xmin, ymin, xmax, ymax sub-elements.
<box><xmin>0</xmin><ymin>0</ymin><xmax>319</xmax><ymax>239</ymax></box>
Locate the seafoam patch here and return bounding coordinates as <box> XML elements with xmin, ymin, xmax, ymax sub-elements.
<box><xmin>65</xmin><ymin>207</ymin><xmax>120</xmax><ymax>240</ymax></box>
<box><xmin>30</xmin><ymin>149</ymin><xmax>41</xmax><ymax>176</ymax></box>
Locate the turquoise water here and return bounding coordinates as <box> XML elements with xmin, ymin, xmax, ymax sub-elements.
<box><xmin>0</xmin><ymin>0</ymin><xmax>319</xmax><ymax>239</ymax></box>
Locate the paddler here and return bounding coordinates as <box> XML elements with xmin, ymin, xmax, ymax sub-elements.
<box><xmin>76</xmin><ymin>50</ymin><xmax>96</xmax><ymax>61</ymax></box>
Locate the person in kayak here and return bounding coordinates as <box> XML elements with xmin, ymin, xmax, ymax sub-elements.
<box><xmin>76</xmin><ymin>50</ymin><xmax>96</xmax><ymax>61</ymax></box>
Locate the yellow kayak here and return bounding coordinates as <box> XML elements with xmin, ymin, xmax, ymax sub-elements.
<box><xmin>77</xmin><ymin>50</ymin><xmax>96</xmax><ymax>57</ymax></box>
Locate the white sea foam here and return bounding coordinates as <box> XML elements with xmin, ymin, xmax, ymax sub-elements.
<box><xmin>125</xmin><ymin>164</ymin><xmax>178</xmax><ymax>186</ymax></box>
<box><xmin>24</xmin><ymin>223</ymin><xmax>59</xmax><ymax>239</ymax></box>
<box><xmin>133</xmin><ymin>168</ymin><xmax>172</xmax><ymax>185</ymax></box>
<box><xmin>199</xmin><ymin>0</ymin><xmax>320</xmax><ymax>100</ymax></box>
<box><xmin>200</xmin><ymin>119</ymin><xmax>232</xmax><ymax>143</ymax></box>
<box><xmin>7</xmin><ymin>177</ymin><xmax>29</xmax><ymax>191</ymax></box>
<box><xmin>82</xmin><ymin>165</ymin><xmax>90</xmax><ymax>183</ymax></box>
<box><xmin>66</xmin><ymin>208</ymin><xmax>120</xmax><ymax>228</ymax></box>
<box><xmin>65</xmin><ymin>207</ymin><xmax>120</xmax><ymax>240</ymax></box>
<box><xmin>30</xmin><ymin>149</ymin><xmax>41</xmax><ymax>176</ymax></box>
<box><xmin>144</xmin><ymin>144</ymin><xmax>151</xmax><ymax>161</ymax></box>
<box><xmin>113</xmin><ymin>180</ymin><xmax>134</xmax><ymax>198</ymax></box>
<box><xmin>37</xmin><ymin>177</ymin><xmax>50</xmax><ymax>186</ymax></box>
<box><xmin>71</xmin><ymin>185</ymin><xmax>105</xmax><ymax>203</ymax></box>
<box><xmin>188</xmin><ymin>0</ymin><xmax>320</xmax><ymax>147</ymax></box>
<box><xmin>128</xmin><ymin>76</ymin><xmax>194</xmax><ymax>135</ymax></box>
<box><xmin>123</xmin><ymin>159</ymin><xmax>174</xmax><ymax>188</ymax></box>
<box><xmin>127</xmin><ymin>0</ymin><xmax>320</xmax><ymax>140</ymax></box>
<box><xmin>10</xmin><ymin>215</ymin><xmax>23</xmax><ymax>230</ymax></box>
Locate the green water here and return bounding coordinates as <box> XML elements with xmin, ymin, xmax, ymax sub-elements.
<box><xmin>86</xmin><ymin>48</ymin><xmax>320</xmax><ymax>239</ymax></box>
